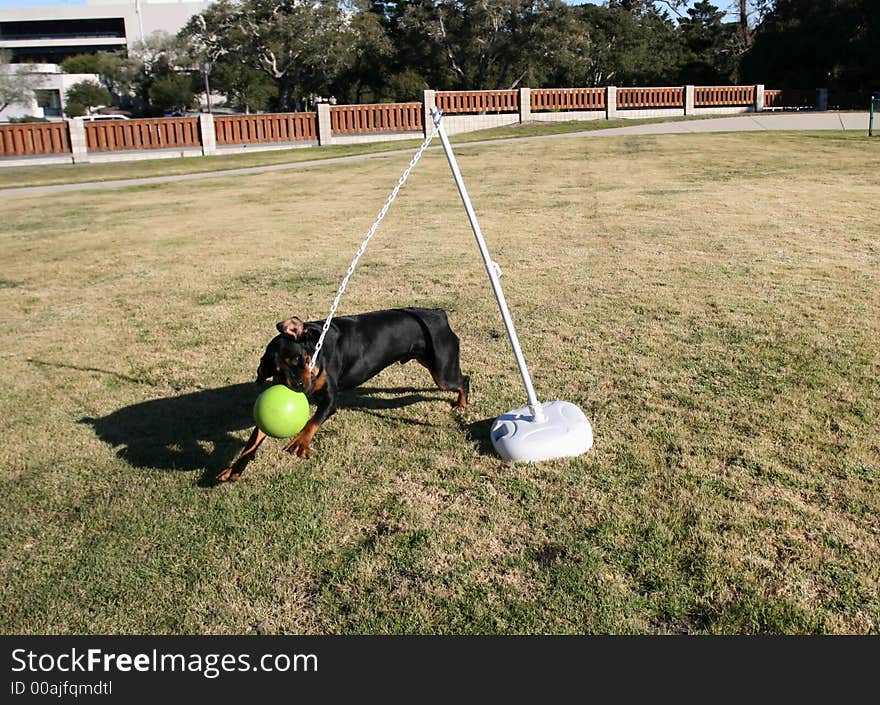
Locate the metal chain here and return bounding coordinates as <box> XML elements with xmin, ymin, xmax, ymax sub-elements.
<box><xmin>308</xmin><ymin>122</ymin><xmax>440</xmax><ymax>372</ymax></box>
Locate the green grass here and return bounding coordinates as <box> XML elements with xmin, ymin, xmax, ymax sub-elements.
<box><xmin>0</xmin><ymin>114</ymin><xmax>742</xmax><ymax>191</ymax></box>
<box><xmin>1</xmin><ymin>130</ymin><xmax>878</xmax><ymax>634</ymax></box>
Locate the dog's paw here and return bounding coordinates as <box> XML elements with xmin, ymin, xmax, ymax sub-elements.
<box><xmin>214</xmin><ymin>467</ymin><xmax>240</xmax><ymax>483</ymax></box>
<box><xmin>283</xmin><ymin>435</ymin><xmax>313</xmax><ymax>459</ymax></box>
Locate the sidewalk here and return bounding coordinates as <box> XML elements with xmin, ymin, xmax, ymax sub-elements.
<box><xmin>1</xmin><ymin>112</ymin><xmax>870</xmax><ymax>198</ymax></box>
<box><xmin>558</xmin><ymin>110</ymin><xmax>867</xmax><ymax>137</ymax></box>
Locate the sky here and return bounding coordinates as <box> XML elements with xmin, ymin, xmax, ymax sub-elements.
<box><xmin>0</xmin><ymin>0</ymin><xmax>86</xmax><ymax>7</ymax></box>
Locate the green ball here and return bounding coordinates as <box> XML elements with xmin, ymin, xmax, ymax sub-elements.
<box><xmin>253</xmin><ymin>384</ymin><xmax>310</xmax><ymax>438</ymax></box>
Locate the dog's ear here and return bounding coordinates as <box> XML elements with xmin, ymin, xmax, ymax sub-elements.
<box><xmin>276</xmin><ymin>316</ymin><xmax>305</xmax><ymax>339</ymax></box>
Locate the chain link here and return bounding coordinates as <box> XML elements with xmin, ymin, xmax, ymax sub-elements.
<box><xmin>309</xmin><ymin>122</ymin><xmax>440</xmax><ymax>372</ymax></box>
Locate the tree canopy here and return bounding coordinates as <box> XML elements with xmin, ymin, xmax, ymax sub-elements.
<box><xmin>64</xmin><ymin>79</ymin><xmax>112</xmax><ymax>117</ymax></box>
<box><xmin>56</xmin><ymin>1</ymin><xmax>880</xmax><ymax>116</ymax></box>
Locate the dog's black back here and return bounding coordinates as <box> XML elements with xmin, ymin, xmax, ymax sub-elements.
<box><xmin>318</xmin><ymin>307</ymin><xmax>461</xmax><ymax>390</ymax></box>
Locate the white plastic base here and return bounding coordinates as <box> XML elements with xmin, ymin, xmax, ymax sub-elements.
<box><xmin>490</xmin><ymin>400</ymin><xmax>594</xmax><ymax>462</ymax></box>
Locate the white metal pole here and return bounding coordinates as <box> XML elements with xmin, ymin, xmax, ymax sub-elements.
<box><xmin>431</xmin><ymin>107</ymin><xmax>545</xmax><ymax>423</ymax></box>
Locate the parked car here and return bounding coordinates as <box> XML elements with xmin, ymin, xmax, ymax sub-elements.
<box><xmin>83</xmin><ymin>114</ymin><xmax>130</xmax><ymax>121</ymax></box>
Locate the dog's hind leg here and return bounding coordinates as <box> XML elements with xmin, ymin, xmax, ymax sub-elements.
<box><xmin>215</xmin><ymin>427</ymin><xmax>267</xmax><ymax>483</ymax></box>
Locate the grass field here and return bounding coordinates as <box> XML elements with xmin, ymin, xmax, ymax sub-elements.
<box><xmin>1</xmin><ymin>129</ymin><xmax>878</xmax><ymax>634</ymax></box>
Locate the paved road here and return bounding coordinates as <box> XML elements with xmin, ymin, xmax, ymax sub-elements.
<box><xmin>1</xmin><ymin>111</ymin><xmax>870</xmax><ymax>198</ymax></box>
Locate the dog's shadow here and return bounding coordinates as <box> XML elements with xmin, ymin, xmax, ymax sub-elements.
<box><xmin>80</xmin><ymin>383</ymin><xmax>257</xmax><ymax>477</ymax></box>
<box><xmin>80</xmin><ymin>384</ymin><xmax>463</xmax><ymax>480</ymax></box>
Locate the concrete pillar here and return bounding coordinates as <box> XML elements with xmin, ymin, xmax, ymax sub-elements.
<box><xmin>684</xmin><ymin>85</ymin><xmax>695</xmax><ymax>115</ymax></box>
<box><xmin>67</xmin><ymin>117</ymin><xmax>88</xmax><ymax>163</ymax></box>
<box><xmin>199</xmin><ymin>112</ymin><xmax>217</xmax><ymax>156</ymax></box>
<box><xmin>817</xmin><ymin>88</ymin><xmax>828</xmax><ymax>111</ymax></box>
<box><xmin>606</xmin><ymin>86</ymin><xmax>617</xmax><ymax>120</ymax></box>
<box><xmin>316</xmin><ymin>102</ymin><xmax>332</xmax><ymax>145</ymax></box>
<box><xmin>519</xmin><ymin>87</ymin><xmax>531</xmax><ymax>123</ymax></box>
<box><xmin>422</xmin><ymin>89</ymin><xmax>436</xmax><ymax>136</ymax></box>
<box><xmin>755</xmin><ymin>84</ymin><xmax>765</xmax><ymax>112</ymax></box>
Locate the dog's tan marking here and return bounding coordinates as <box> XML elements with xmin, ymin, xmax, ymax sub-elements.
<box><xmin>284</xmin><ymin>419</ymin><xmax>320</xmax><ymax>459</ymax></box>
<box><xmin>215</xmin><ymin>427</ymin><xmax>267</xmax><ymax>483</ymax></box>
<box><xmin>299</xmin><ymin>356</ymin><xmax>326</xmax><ymax>393</ymax></box>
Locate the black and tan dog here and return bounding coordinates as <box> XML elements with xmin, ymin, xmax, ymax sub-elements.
<box><xmin>215</xmin><ymin>307</ymin><xmax>469</xmax><ymax>482</ymax></box>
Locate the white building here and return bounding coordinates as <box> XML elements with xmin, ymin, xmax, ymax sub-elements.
<box><xmin>0</xmin><ymin>0</ymin><xmax>211</xmax><ymax>120</ymax></box>
<box><xmin>1</xmin><ymin>62</ymin><xmax>100</xmax><ymax>120</ymax></box>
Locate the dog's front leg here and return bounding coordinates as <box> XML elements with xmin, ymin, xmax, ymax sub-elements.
<box><xmin>215</xmin><ymin>426</ymin><xmax>267</xmax><ymax>483</ymax></box>
<box><xmin>284</xmin><ymin>389</ymin><xmax>336</xmax><ymax>459</ymax></box>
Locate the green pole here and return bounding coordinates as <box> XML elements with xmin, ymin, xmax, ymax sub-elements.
<box><xmin>871</xmin><ymin>97</ymin><xmax>876</xmax><ymax>137</ymax></box>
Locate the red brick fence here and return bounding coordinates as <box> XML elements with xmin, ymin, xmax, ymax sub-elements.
<box><xmin>84</xmin><ymin>117</ymin><xmax>201</xmax><ymax>152</ymax></box>
<box><xmin>330</xmin><ymin>102</ymin><xmax>422</xmax><ymax>134</ymax></box>
<box><xmin>0</xmin><ymin>121</ymin><xmax>70</xmax><ymax>157</ymax></box>
<box><xmin>0</xmin><ymin>83</ymin><xmax>821</xmax><ymax>163</ymax></box>
<box><xmin>214</xmin><ymin>112</ymin><xmax>317</xmax><ymax>145</ymax></box>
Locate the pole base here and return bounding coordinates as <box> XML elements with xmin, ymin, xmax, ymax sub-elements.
<box><xmin>490</xmin><ymin>400</ymin><xmax>594</xmax><ymax>463</ymax></box>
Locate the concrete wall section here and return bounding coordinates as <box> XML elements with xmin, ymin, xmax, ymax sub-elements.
<box><xmin>0</xmin><ymin>154</ymin><xmax>73</xmax><ymax>167</ymax></box>
<box><xmin>198</xmin><ymin>112</ymin><xmax>216</xmax><ymax>156</ymax></box>
<box><xmin>530</xmin><ymin>111</ymin><xmax>605</xmax><ymax>123</ymax></box>
<box><xmin>518</xmin><ymin>88</ymin><xmax>531</xmax><ymax>122</ymax></box>
<box><xmin>215</xmin><ymin>141</ymin><xmax>316</xmax><ymax>156</ymax></box>
<box><xmin>82</xmin><ymin>147</ymin><xmax>206</xmax><ymax>163</ymax></box>
<box><xmin>691</xmin><ymin>106</ymin><xmax>754</xmax><ymax>116</ymax></box>
<box><xmin>442</xmin><ymin>113</ymin><xmax>520</xmax><ymax>135</ymax></box>
<box><xmin>316</xmin><ymin>103</ymin><xmax>332</xmax><ymax>146</ymax></box>
<box><xmin>684</xmin><ymin>85</ymin><xmax>695</xmax><ymax>115</ymax></box>
<box><xmin>67</xmin><ymin>117</ymin><xmax>88</xmax><ymax>163</ymax></box>
<box><xmin>329</xmin><ymin>131</ymin><xmax>423</xmax><ymax>146</ymax></box>
<box><xmin>422</xmin><ymin>90</ymin><xmax>436</xmax><ymax>136</ymax></box>
<box><xmin>606</xmin><ymin>86</ymin><xmax>617</xmax><ymax>119</ymax></box>
<box><xmin>617</xmin><ymin>108</ymin><xmax>684</xmax><ymax>119</ymax></box>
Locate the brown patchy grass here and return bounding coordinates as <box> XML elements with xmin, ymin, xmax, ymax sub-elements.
<box><xmin>0</xmin><ymin>130</ymin><xmax>878</xmax><ymax>634</ymax></box>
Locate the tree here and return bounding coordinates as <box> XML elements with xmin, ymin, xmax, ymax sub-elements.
<box><xmin>59</xmin><ymin>53</ymin><xmax>102</xmax><ymax>75</ymax></box>
<box><xmin>64</xmin><ymin>80</ymin><xmax>111</xmax><ymax>116</ymax></box>
<box><xmin>329</xmin><ymin>0</ymin><xmax>393</xmax><ymax>104</ymax></box>
<box><xmin>723</xmin><ymin>0</ymin><xmax>772</xmax><ymax>50</ymax></box>
<box><xmin>210</xmin><ymin>61</ymin><xmax>277</xmax><ymax>112</ymax></box>
<box><xmin>741</xmin><ymin>0</ymin><xmax>879</xmax><ymax>99</ymax></box>
<box><xmin>61</xmin><ymin>52</ymin><xmax>141</xmax><ymax>97</ymax></box>
<box><xmin>678</xmin><ymin>1</ymin><xmax>737</xmax><ymax>84</ymax></box>
<box><xmin>382</xmin><ymin>0</ymin><xmax>569</xmax><ymax>91</ymax></box>
<box><xmin>570</xmin><ymin>3</ymin><xmax>682</xmax><ymax>87</ymax></box>
<box><xmin>182</xmin><ymin>0</ymin><xmax>362</xmax><ymax>110</ymax></box>
<box><xmin>382</xmin><ymin>68</ymin><xmax>427</xmax><ymax>101</ymax></box>
<box><xmin>147</xmin><ymin>74</ymin><xmax>197</xmax><ymax>113</ymax></box>
<box><xmin>0</xmin><ymin>50</ymin><xmax>41</xmax><ymax>116</ymax></box>
<box><xmin>131</xmin><ymin>31</ymin><xmax>197</xmax><ymax>115</ymax></box>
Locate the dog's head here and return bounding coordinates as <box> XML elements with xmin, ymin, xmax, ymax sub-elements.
<box><xmin>256</xmin><ymin>316</ymin><xmax>323</xmax><ymax>394</ymax></box>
